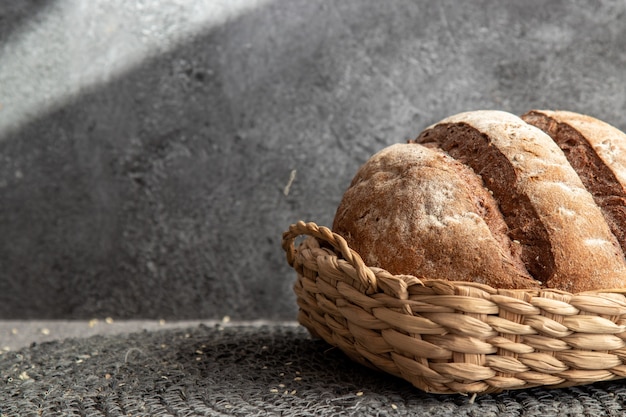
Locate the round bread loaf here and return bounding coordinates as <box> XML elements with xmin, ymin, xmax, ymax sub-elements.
<box><xmin>333</xmin><ymin>110</ymin><xmax>626</xmax><ymax>292</ymax></box>
<box><xmin>332</xmin><ymin>143</ymin><xmax>540</xmax><ymax>289</ymax></box>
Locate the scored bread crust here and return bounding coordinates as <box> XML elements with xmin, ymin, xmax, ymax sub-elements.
<box><xmin>332</xmin><ymin>143</ymin><xmax>540</xmax><ymax>289</ymax></box>
<box><xmin>414</xmin><ymin>110</ymin><xmax>626</xmax><ymax>293</ymax></box>
<box><xmin>522</xmin><ymin>110</ymin><xmax>626</xmax><ymax>254</ymax></box>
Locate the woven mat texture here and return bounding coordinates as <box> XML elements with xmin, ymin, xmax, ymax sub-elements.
<box><xmin>2</xmin><ymin>323</ymin><xmax>626</xmax><ymax>416</ymax></box>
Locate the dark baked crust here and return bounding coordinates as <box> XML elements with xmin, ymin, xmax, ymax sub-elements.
<box><xmin>332</xmin><ymin>143</ymin><xmax>539</xmax><ymax>289</ymax></box>
<box><xmin>415</xmin><ymin>122</ymin><xmax>554</xmax><ymax>282</ymax></box>
<box><xmin>412</xmin><ymin>110</ymin><xmax>626</xmax><ymax>292</ymax></box>
<box><xmin>523</xmin><ymin>110</ymin><xmax>626</xmax><ymax>254</ymax></box>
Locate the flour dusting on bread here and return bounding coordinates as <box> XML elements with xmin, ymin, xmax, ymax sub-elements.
<box><xmin>333</xmin><ymin>110</ymin><xmax>626</xmax><ymax>292</ymax></box>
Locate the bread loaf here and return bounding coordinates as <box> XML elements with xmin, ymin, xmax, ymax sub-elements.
<box><xmin>333</xmin><ymin>110</ymin><xmax>626</xmax><ymax>292</ymax></box>
<box><xmin>332</xmin><ymin>143</ymin><xmax>539</xmax><ymax>289</ymax></box>
<box><xmin>522</xmin><ymin>110</ymin><xmax>626</xmax><ymax>254</ymax></box>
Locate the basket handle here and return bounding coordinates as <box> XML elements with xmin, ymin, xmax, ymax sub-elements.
<box><xmin>282</xmin><ymin>221</ymin><xmax>378</xmax><ymax>292</ymax></box>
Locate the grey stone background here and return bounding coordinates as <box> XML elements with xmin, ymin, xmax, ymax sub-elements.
<box><xmin>1</xmin><ymin>0</ymin><xmax>625</xmax><ymax>320</ymax></box>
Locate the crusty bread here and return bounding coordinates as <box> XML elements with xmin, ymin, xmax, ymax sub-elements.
<box><xmin>332</xmin><ymin>143</ymin><xmax>540</xmax><ymax>289</ymax></box>
<box><xmin>522</xmin><ymin>110</ymin><xmax>626</xmax><ymax>254</ymax></box>
<box><xmin>411</xmin><ymin>110</ymin><xmax>626</xmax><ymax>292</ymax></box>
<box><xmin>333</xmin><ymin>110</ymin><xmax>626</xmax><ymax>292</ymax></box>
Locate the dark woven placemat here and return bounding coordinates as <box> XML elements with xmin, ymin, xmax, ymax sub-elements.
<box><xmin>2</xmin><ymin>323</ymin><xmax>626</xmax><ymax>416</ymax></box>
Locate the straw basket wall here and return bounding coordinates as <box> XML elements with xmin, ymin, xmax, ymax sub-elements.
<box><xmin>282</xmin><ymin>221</ymin><xmax>626</xmax><ymax>394</ymax></box>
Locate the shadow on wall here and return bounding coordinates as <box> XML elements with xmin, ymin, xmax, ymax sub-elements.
<box><xmin>0</xmin><ymin>0</ymin><xmax>317</xmax><ymax>320</ymax></box>
<box><xmin>0</xmin><ymin>0</ymin><xmax>385</xmax><ymax>320</ymax></box>
<box><xmin>0</xmin><ymin>1</ymin><xmax>57</xmax><ymax>46</ymax></box>
<box><xmin>1</xmin><ymin>0</ymin><xmax>626</xmax><ymax>320</ymax></box>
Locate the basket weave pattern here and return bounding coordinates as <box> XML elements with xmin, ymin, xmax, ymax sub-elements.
<box><xmin>282</xmin><ymin>221</ymin><xmax>626</xmax><ymax>394</ymax></box>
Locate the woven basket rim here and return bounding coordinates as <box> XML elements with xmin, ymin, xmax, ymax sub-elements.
<box><xmin>282</xmin><ymin>220</ymin><xmax>626</xmax><ymax>296</ymax></box>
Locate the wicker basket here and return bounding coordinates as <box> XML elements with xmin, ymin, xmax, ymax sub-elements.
<box><xmin>282</xmin><ymin>220</ymin><xmax>626</xmax><ymax>394</ymax></box>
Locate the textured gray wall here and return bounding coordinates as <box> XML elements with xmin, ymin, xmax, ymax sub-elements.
<box><xmin>1</xmin><ymin>0</ymin><xmax>626</xmax><ymax>320</ymax></box>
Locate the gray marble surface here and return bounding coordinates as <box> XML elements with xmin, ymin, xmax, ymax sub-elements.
<box><xmin>1</xmin><ymin>0</ymin><xmax>626</xmax><ymax>320</ymax></box>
